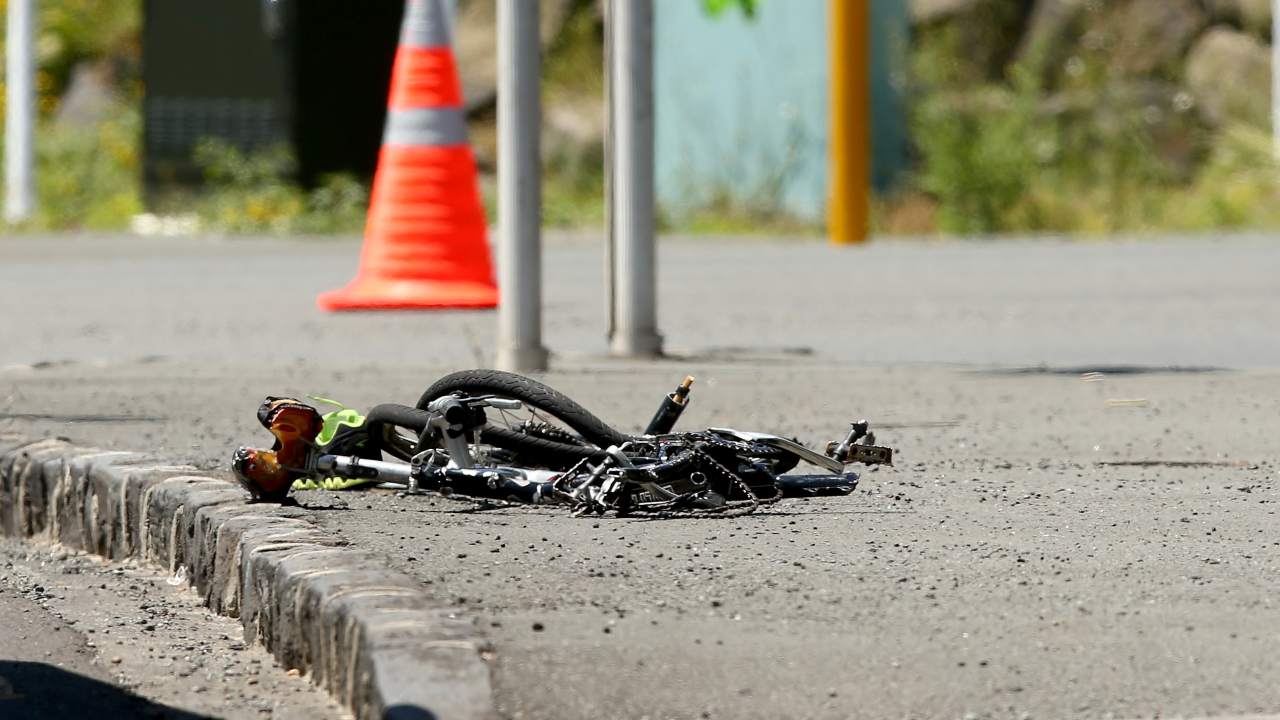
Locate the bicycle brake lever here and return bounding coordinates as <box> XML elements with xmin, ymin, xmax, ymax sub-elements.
<box><xmin>459</xmin><ymin>396</ymin><xmax>522</xmax><ymax>410</ymax></box>
<box><xmin>484</xmin><ymin>398</ymin><xmax>524</xmax><ymax>410</ymax></box>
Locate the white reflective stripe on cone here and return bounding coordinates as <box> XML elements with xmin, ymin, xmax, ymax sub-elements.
<box><xmin>400</xmin><ymin>0</ymin><xmax>452</xmax><ymax>49</ymax></box>
<box><xmin>382</xmin><ymin>107</ymin><xmax>468</xmax><ymax>147</ymax></box>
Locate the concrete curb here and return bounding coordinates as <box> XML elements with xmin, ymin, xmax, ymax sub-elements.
<box><xmin>0</xmin><ymin>433</ymin><xmax>496</xmax><ymax>720</ymax></box>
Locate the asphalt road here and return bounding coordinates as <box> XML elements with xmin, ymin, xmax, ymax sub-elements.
<box><xmin>2</xmin><ymin>232</ymin><xmax>1279</xmax><ymax>369</ymax></box>
<box><xmin>3</xmin><ymin>233</ymin><xmax>1280</xmax><ymax>719</ymax></box>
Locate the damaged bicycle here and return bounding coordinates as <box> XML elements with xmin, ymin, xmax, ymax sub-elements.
<box><xmin>232</xmin><ymin>370</ymin><xmax>893</xmax><ymax>517</ymax></box>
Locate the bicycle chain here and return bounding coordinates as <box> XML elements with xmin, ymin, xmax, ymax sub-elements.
<box><xmin>458</xmin><ymin>433</ymin><xmax>787</xmax><ymax>518</ymax></box>
<box><xmin>637</xmin><ymin>444</ymin><xmax>782</xmax><ymax>519</ymax></box>
<box><xmin>678</xmin><ymin>433</ymin><xmax>790</xmax><ymax>460</ymax></box>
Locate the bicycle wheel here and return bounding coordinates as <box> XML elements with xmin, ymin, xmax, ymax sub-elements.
<box><xmin>417</xmin><ymin>369</ymin><xmax>630</xmax><ymax>468</ymax></box>
<box><xmin>362</xmin><ymin>403</ymin><xmax>433</xmax><ymax>462</ymax></box>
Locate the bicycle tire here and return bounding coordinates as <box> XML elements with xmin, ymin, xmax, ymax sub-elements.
<box><xmin>358</xmin><ymin>401</ymin><xmax>602</xmax><ymax>466</ymax></box>
<box><xmin>363</xmin><ymin>403</ymin><xmax>433</xmax><ymax>461</ymax></box>
<box><xmin>475</xmin><ymin>426</ymin><xmax>604</xmax><ymax>465</ymax></box>
<box><xmin>417</xmin><ymin>369</ymin><xmax>630</xmax><ymax>447</ymax></box>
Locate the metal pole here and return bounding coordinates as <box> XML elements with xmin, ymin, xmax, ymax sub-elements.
<box><xmin>5</xmin><ymin>0</ymin><xmax>36</xmax><ymax>224</ymax></box>
<box><xmin>828</xmin><ymin>0</ymin><xmax>869</xmax><ymax>245</ymax></box>
<box><xmin>495</xmin><ymin>0</ymin><xmax>549</xmax><ymax>372</ymax></box>
<box><xmin>608</xmin><ymin>0</ymin><xmax>662</xmax><ymax>357</ymax></box>
<box><xmin>603</xmin><ymin>0</ymin><xmax>616</xmax><ymax>345</ymax></box>
<box><xmin>1273</xmin><ymin>0</ymin><xmax>1280</xmax><ymax>159</ymax></box>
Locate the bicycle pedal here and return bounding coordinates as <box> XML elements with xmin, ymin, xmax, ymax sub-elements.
<box><xmin>846</xmin><ymin>445</ymin><xmax>893</xmax><ymax>466</ymax></box>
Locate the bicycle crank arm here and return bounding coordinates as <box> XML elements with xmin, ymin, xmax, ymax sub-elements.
<box><xmin>775</xmin><ymin>472</ymin><xmax>859</xmax><ymax>496</ymax></box>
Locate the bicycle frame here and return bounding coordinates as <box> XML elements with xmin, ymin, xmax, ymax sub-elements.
<box><xmin>298</xmin><ymin>429</ymin><xmax>866</xmax><ymax>515</ymax></box>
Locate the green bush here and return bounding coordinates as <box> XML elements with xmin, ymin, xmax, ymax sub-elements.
<box><xmin>913</xmin><ymin>84</ymin><xmax>1038</xmax><ymax>234</ymax></box>
<box><xmin>188</xmin><ymin>139</ymin><xmax>303</xmax><ymax>234</ymax></box>
<box><xmin>29</xmin><ymin>103</ymin><xmax>143</xmax><ymax>230</ymax></box>
<box><xmin>910</xmin><ymin>35</ymin><xmax>1218</xmax><ymax>236</ymax></box>
<box><xmin>189</xmin><ymin>139</ymin><xmax>368</xmax><ymax>235</ymax></box>
<box><xmin>1163</xmin><ymin>125</ymin><xmax>1280</xmax><ymax>230</ymax></box>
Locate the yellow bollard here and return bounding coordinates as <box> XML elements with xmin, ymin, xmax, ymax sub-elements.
<box><xmin>828</xmin><ymin>0</ymin><xmax>869</xmax><ymax>245</ymax></box>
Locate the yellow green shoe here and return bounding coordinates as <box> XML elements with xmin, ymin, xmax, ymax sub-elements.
<box><xmin>291</xmin><ymin>475</ymin><xmax>382</xmax><ymax>491</ymax></box>
<box><xmin>291</xmin><ymin>396</ymin><xmax>379</xmax><ymax>491</ymax></box>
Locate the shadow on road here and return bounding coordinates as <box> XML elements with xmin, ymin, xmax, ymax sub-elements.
<box><xmin>0</xmin><ymin>661</ymin><xmax>214</xmax><ymax>720</ymax></box>
<box><xmin>971</xmin><ymin>364</ymin><xmax>1227</xmax><ymax>376</ymax></box>
<box><xmin>0</xmin><ymin>412</ymin><xmax>167</xmax><ymax>423</ymax></box>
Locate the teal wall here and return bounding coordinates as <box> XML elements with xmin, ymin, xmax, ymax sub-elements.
<box><xmin>870</xmin><ymin>0</ymin><xmax>909</xmax><ymax>194</ymax></box>
<box><xmin>655</xmin><ymin>0</ymin><xmax>907</xmax><ymax>223</ymax></box>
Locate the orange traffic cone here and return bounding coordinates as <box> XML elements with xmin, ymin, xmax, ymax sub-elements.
<box><xmin>318</xmin><ymin>0</ymin><xmax>498</xmax><ymax>311</ymax></box>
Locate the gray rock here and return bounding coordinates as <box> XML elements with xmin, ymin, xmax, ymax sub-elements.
<box><xmin>53</xmin><ymin>62</ymin><xmax>120</xmax><ymax>128</ymax></box>
<box><xmin>911</xmin><ymin>0</ymin><xmax>980</xmax><ymax>25</ymax></box>
<box><xmin>1108</xmin><ymin>0</ymin><xmax>1207</xmax><ymax>77</ymax></box>
<box><xmin>455</xmin><ymin>0</ymin><xmax>576</xmax><ymax>112</ymax></box>
<box><xmin>545</xmin><ymin>96</ymin><xmax>605</xmax><ymax>162</ymax></box>
<box><xmin>1205</xmin><ymin>0</ymin><xmax>1272</xmax><ymax>36</ymax></box>
<box><xmin>1186</xmin><ymin>26</ymin><xmax>1271</xmax><ymax>128</ymax></box>
<box><xmin>911</xmin><ymin>0</ymin><xmax>1035</xmax><ymax>83</ymax></box>
<box><xmin>1014</xmin><ymin>0</ymin><xmax>1088</xmax><ymax>80</ymax></box>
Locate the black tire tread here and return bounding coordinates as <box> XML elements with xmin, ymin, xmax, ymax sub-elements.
<box><xmin>477</xmin><ymin>427</ymin><xmax>604</xmax><ymax>465</ymax></box>
<box><xmin>363</xmin><ymin>403</ymin><xmax>432</xmax><ymax>460</ymax></box>
<box><xmin>417</xmin><ymin>369</ymin><xmax>629</xmax><ymax>447</ymax></box>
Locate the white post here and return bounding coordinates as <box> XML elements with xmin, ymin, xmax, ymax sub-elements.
<box><xmin>5</xmin><ymin>0</ymin><xmax>36</xmax><ymax>224</ymax></box>
<box><xmin>495</xmin><ymin>0</ymin><xmax>549</xmax><ymax>372</ymax></box>
<box><xmin>1273</xmin><ymin>0</ymin><xmax>1280</xmax><ymax>158</ymax></box>
<box><xmin>603</xmin><ymin>0</ymin><xmax>615</xmax><ymax>344</ymax></box>
<box><xmin>608</xmin><ymin>0</ymin><xmax>662</xmax><ymax>357</ymax></box>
